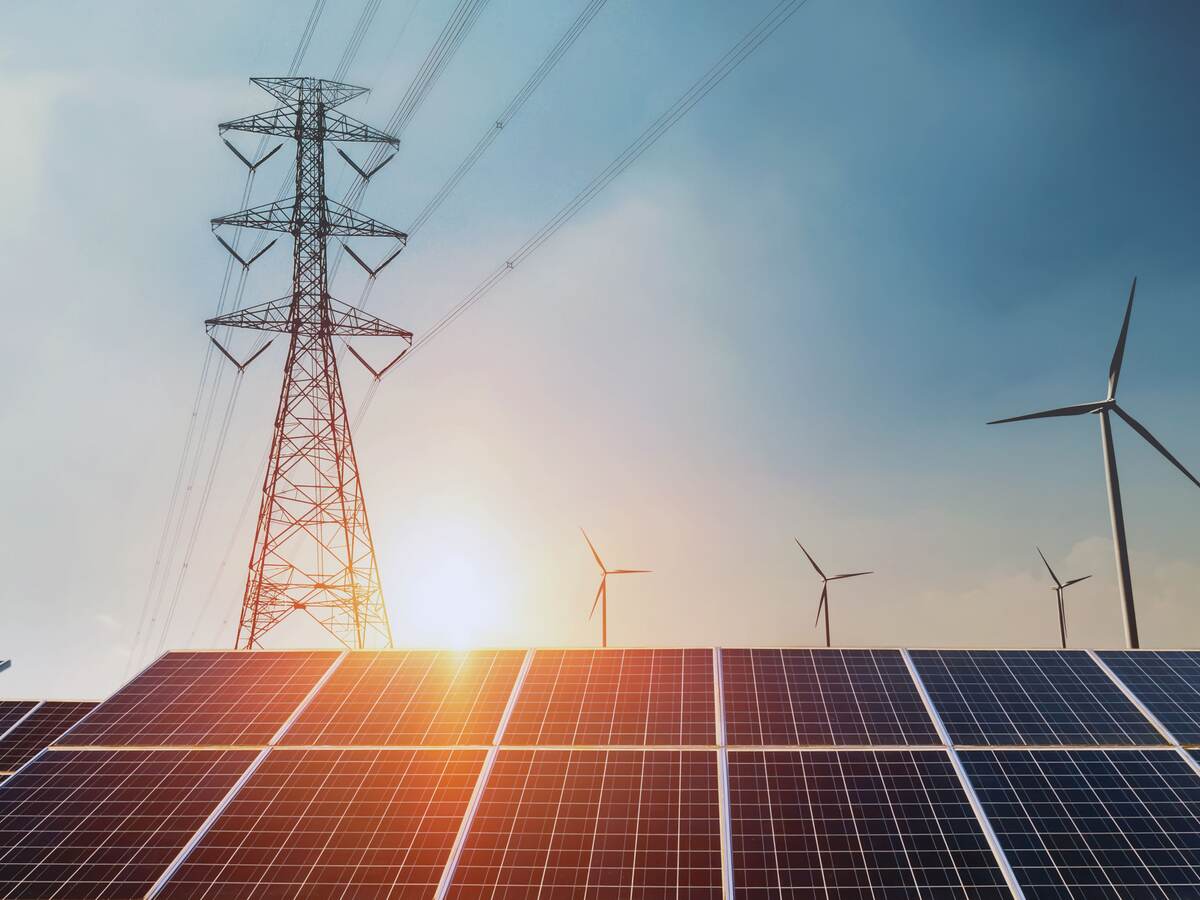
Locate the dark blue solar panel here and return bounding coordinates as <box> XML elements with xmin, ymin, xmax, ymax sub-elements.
<box><xmin>1098</xmin><ymin>650</ymin><xmax>1200</xmax><ymax>744</ymax></box>
<box><xmin>910</xmin><ymin>649</ymin><xmax>1162</xmax><ymax>746</ymax></box>
<box><xmin>728</xmin><ymin>749</ymin><xmax>1011</xmax><ymax>897</ymax></box>
<box><xmin>721</xmin><ymin>649</ymin><xmax>939</xmax><ymax>746</ymax></box>
<box><xmin>961</xmin><ymin>748</ymin><xmax>1200</xmax><ymax>897</ymax></box>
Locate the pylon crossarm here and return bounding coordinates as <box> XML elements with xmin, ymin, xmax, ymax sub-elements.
<box><xmin>212</xmin><ymin>199</ymin><xmax>294</xmax><ymax>233</ymax></box>
<box><xmin>327</xmin><ymin>298</ymin><xmax>413</xmax><ymax>339</ymax></box>
<box><xmin>326</xmin><ymin>199</ymin><xmax>407</xmax><ymax>239</ymax></box>
<box><xmin>219</xmin><ymin>107</ymin><xmax>295</xmax><ymax>139</ymax></box>
<box><xmin>206</xmin><ymin>297</ymin><xmax>294</xmax><ymax>333</ymax></box>
<box><xmin>323</xmin><ymin>111</ymin><xmax>399</xmax><ymax>146</ymax></box>
<box><xmin>250</xmin><ymin>76</ymin><xmax>368</xmax><ymax>108</ymax></box>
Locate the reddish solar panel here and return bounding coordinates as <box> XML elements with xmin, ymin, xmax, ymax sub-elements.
<box><xmin>0</xmin><ymin>748</ymin><xmax>256</xmax><ymax>899</ymax></box>
<box><xmin>501</xmin><ymin>649</ymin><xmax>716</xmax><ymax>745</ymax></box>
<box><xmin>729</xmin><ymin>749</ymin><xmax>1011</xmax><ymax>897</ymax></box>
<box><xmin>0</xmin><ymin>702</ymin><xmax>37</xmax><ymax>739</ymax></box>
<box><xmin>448</xmin><ymin>749</ymin><xmax>723</xmax><ymax>898</ymax></box>
<box><xmin>721</xmin><ymin>649</ymin><xmax>940</xmax><ymax>746</ymax></box>
<box><xmin>282</xmin><ymin>650</ymin><xmax>524</xmax><ymax>746</ymax></box>
<box><xmin>0</xmin><ymin>701</ymin><xmax>97</xmax><ymax>773</ymax></box>
<box><xmin>61</xmin><ymin>651</ymin><xmax>340</xmax><ymax>747</ymax></box>
<box><xmin>157</xmin><ymin>748</ymin><xmax>485</xmax><ymax>899</ymax></box>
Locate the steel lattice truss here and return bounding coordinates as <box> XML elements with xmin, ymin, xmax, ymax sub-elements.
<box><xmin>211</xmin><ymin>77</ymin><xmax>410</xmax><ymax>649</ymax></box>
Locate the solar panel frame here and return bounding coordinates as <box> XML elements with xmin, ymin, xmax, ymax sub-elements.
<box><xmin>282</xmin><ymin>649</ymin><xmax>526</xmax><ymax>747</ymax></box>
<box><xmin>721</xmin><ymin>648</ymin><xmax>942</xmax><ymax>746</ymax></box>
<box><xmin>0</xmin><ymin>747</ymin><xmax>258</xmax><ymax>899</ymax></box>
<box><xmin>909</xmin><ymin>648</ymin><xmax>1164</xmax><ymax>746</ymax></box>
<box><xmin>60</xmin><ymin>650</ymin><xmax>341</xmax><ymax>747</ymax></box>
<box><xmin>727</xmin><ymin>748</ymin><xmax>1013</xmax><ymax>898</ymax></box>
<box><xmin>1097</xmin><ymin>650</ymin><xmax>1200</xmax><ymax>744</ymax></box>
<box><xmin>0</xmin><ymin>701</ymin><xmax>98</xmax><ymax>773</ymax></box>
<box><xmin>446</xmin><ymin>748</ymin><xmax>724</xmax><ymax>899</ymax></box>
<box><xmin>154</xmin><ymin>747</ymin><xmax>486</xmax><ymax>899</ymax></box>
<box><xmin>500</xmin><ymin>648</ymin><xmax>717</xmax><ymax>746</ymax></box>
<box><xmin>0</xmin><ymin>703</ymin><xmax>39</xmax><ymax>747</ymax></box>
<box><xmin>960</xmin><ymin>747</ymin><xmax>1200</xmax><ymax>897</ymax></box>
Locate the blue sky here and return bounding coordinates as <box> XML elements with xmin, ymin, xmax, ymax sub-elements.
<box><xmin>3</xmin><ymin>0</ymin><xmax>1200</xmax><ymax>698</ymax></box>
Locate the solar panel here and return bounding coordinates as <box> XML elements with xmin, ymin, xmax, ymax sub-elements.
<box><xmin>961</xmin><ymin>748</ymin><xmax>1200</xmax><ymax>896</ymax></box>
<box><xmin>0</xmin><ymin>701</ymin><xmax>97</xmax><ymax>773</ymax></box>
<box><xmin>721</xmin><ymin>649</ymin><xmax>940</xmax><ymax>746</ymax></box>
<box><xmin>156</xmin><ymin>748</ymin><xmax>485</xmax><ymax>898</ymax></box>
<box><xmin>728</xmin><ymin>749</ymin><xmax>1013</xmax><ymax>897</ymax></box>
<box><xmin>282</xmin><ymin>649</ymin><xmax>524</xmax><ymax>746</ymax></box>
<box><xmin>910</xmin><ymin>649</ymin><xmax>1162</xmax><ymax>746</ymax></box>
<box><xmin>61</xmin><ymin>650</ymin><xmax>339</xmax><ymax>747</ymax></box>
<box><xmin>1097</xmin><ymin>650</ymin><xmax>1200</xmax><ymax>744</ymax></box>
<box><xmin>500</xmin><ymin>649</ymin><xmax>715</xmax><ymax>745</ymax></box>
<box><xmin>448</xmin><ymin>748</ymin><xmax>723</xmax><ymax>898</ymax></box>
<box><xmin>0</xmin><ymin>702</ymin><xmax>38</xmax><ymax>739</ymax></box>
<box><xmin>0</xmin><ymin>748</ymin><xmax>257</xmax><ymax>899</ymax></box>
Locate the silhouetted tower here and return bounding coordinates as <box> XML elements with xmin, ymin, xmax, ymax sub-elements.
<box><xmin>208</xmin><ymin>77</ymin><xmax>411</xmax><ymax>649</ymax></box>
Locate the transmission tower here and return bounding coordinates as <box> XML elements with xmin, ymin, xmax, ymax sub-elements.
<box><xmin>208</xmin><ymin>77</ymin><xmax>411</xmax><ymax>649</ymax></box>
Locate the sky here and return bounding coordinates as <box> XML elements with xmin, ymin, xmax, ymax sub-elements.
<box><xmin>3</xmin><ymin>0</ymin><xmax>1200</xmax><ymax>699</ymax></box>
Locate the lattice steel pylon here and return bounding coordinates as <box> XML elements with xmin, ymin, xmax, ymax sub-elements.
<box><xmin>208</xmin><ymin>77</ymin><xmax>411</xmax><ymax>649</ymax></box>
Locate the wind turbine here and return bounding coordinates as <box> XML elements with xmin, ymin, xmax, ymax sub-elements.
<box><xmin>795</xmin><ymin>539</ymin><xmax>871</xmax><ymax>647</ymax></box>
<box><xmin>580</xmin><ymin>529</ymin><xmax>650</xmax><ymax>648</ymax></box>
<box><xmin>1036</xmin><ymin>547</ymin><xmax>1091</xmax><ymax>649</ymax></box>
<box><xmin>989</xmin><ymin>278</ymin><xmax>1200</xmax><ymax>647</ymax></box>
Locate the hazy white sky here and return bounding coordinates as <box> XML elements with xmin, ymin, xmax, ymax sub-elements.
<box><xmin>3</xmin><ymin>0</ymin><xmax>1200</xmax><ymax>698</ymax></box>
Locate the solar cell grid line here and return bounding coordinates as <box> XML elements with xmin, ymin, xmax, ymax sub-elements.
<box><xmin>445</xmin><ymin>748</ymin><xmax>724</xmax><ymax>899</ymax></box>
<box><xmin>727</xmin><ymin>748</ymin><xmax>1014</xmax><ymax>899</ymax></box>
<box><xmin>152</xmin><ymin>748</ymin><xmax>486</xmax><ymax>899</ymax></box>
<box><xmin>281</xmin><ymin>649</ymin><xmax>525</xmax><ymax>746</ymax></box>
<box><xmin>960</xmin><ymin>748</ymin><xmax>1200</xmax><ymax>898</ymax></box>
<box><xmin>499</xmin><ymin>648</ymin><xmax>717</xmax><ymax>746</ymax></box>
<box><xmin>722</xmin><ymin>648</ymin><xmax>942</xmax><ymax>746</ymax></box>
<box><xmin>1095</xmin><ymin>650</ymin><xmax>1200</xmax><ymax>745</ymax></box>
<box><xmin>433</xmin><ymin>649</ymin><xmax>534</xmax><ymax>900</ymax></box>
<box><xmin>902</xmin><ymin>648</ymin><xmax>1027</xmax><ymax>898</ymax></box>
<box><xmin>908</xmin><ymin>649</ymin><xmax>1164</xmax><ymax>747</ymax></box>
<box><xmin>60</xmin><ymin>649</ymin><xmax>342</xmax><ymax>747</ymax></box>
<box><xmin>0</xmin><ymin>701</ymin><xmax>98</xmax><ymax>773</ymax></box>
<box><xmin>0</xmin><ymin>702</ymin><xmax>39</xmax><ymax>743</ymax></box>
<box><xmin>0</xmin><ymin>747</ymin><xmax>258</xmax><ymax>899</ymax></box>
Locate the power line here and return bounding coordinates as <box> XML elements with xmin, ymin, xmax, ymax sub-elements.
<box><xmin>387</xmin><ymin>0</ymin><xmax>810</xmax><ymax>371</ymax></box>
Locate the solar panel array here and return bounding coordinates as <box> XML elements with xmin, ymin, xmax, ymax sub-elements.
<box><xmin>0</xmin><ymin>647</ymin><xmax>1198</xmax><ymax>899</ymax></box>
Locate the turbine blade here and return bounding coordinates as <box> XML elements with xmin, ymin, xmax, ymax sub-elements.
<box><xmin>580</xmin><ymin>527</ymin><xmax>606</xmax><ymax>573</ymax></box>
<box><xmin>813</xmin><ymin>585</ymin><xmax>827</xmax><ymax>628</ymax></box>
<box><xmin>588</xmin><ymin>577</ymin><xmax>604</xmax><ymax>620</ymax></box>
<box><xmin>1063</xmin><ymin>575</ymin><xmax>1092</xmax><ymax>588</ymax></box>
<box><xmin>1036</xmin><ymin>547</ymin><xmax>1062</xmax><ymax>589</ymax></box>
<box><xmin>1113</xmin><ymin>405</ymin><xmax>1200</xmax><ymax>490</ymax></box>
<box><xmin>829</xmin><ymin>571</ymin><xmax>872</xmax><ymax>580</ymax></box>
<box><xmin>1108</xmin><ymin>277</ymin><xmax>1136</xmax><ymax>400</ymax></box>
<box><xmin>609</xmin><ymin>569</ymin><xmax>651</xmax><ymax>575</ymax></box>
<box><xmin>795</xmin><ymin>539</ymin><xmax>825</xmax><ymax>579</ymax></box>
<box><xmin>987</xmin><ymin>402</ymin><xmax>1106</xmax><ymax>425</ymax></box>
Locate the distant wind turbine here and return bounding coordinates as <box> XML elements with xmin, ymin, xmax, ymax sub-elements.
<box><xmin>580</xmin><ymin>529</ymin><xmax>650</xmax><ymax>648</ymax></box>
<box><xmin>795</xmin><ymin>539</ymin><xmax>871</xmax><ymax>648</ymax></box>
<box><xmin>1036</xmin><ymin>547</ymin><xmax>1091</xmax><ymax>649</ymax></box>
<box><xmin>989</xmin><ymin>279</ymin><xmax>1200</xmax><ymax>648</ymax></box>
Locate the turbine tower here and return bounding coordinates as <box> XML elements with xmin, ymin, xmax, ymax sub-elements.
<box><xmin>795</xmin><ymin>539</ymin><xmax>871</xmax><ymax>648</ymax></box>
<box><xmin>1037</xmin><ymin>547</ymin><xmax>1091</xmax><ymax>649</ymax></box>
<box><xmin>989</xmin><ymin>279</ymin><xmax>1200</xmax><ymax>648</ymax></box>
<box><xmin>581</xmin><ymin>529</ymin><xmax>650</xmax><ymax>648</ymax></box>
<box><xmin>209</xmin><ymin>78</ymin><xmax>412</xmax><ymax>649</ymax></box>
